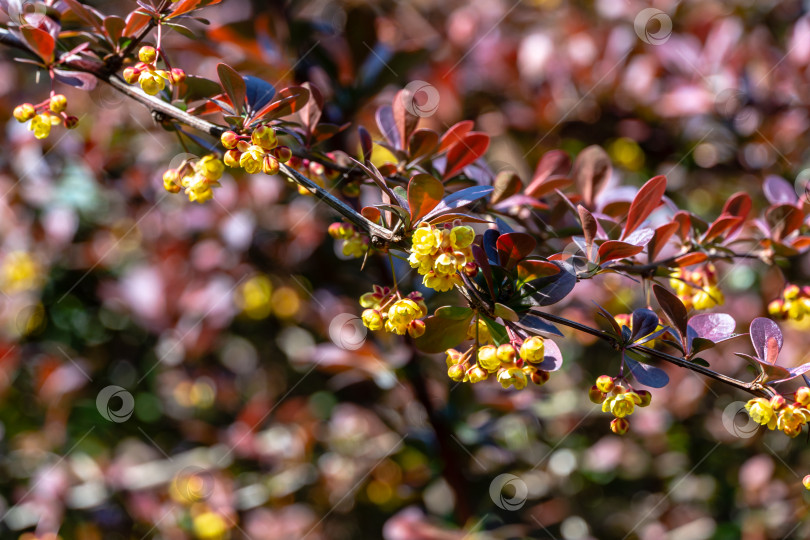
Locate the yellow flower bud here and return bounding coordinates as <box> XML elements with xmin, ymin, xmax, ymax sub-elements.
<box><xmin>498</xmin><ymin>367</ymin><xmax>527</xmax><ymax>390</ymax></box>
<box><xmin>138</xmin><ymin>45</ymin><xmax>157</xmax><ymax>64</ymax></box>
<box><xmin>745</xmin><ymin>398</ymin><xmax>774</xmax><ymax>426</ymax></box>
<box><xmin>595</xmin><ymin>375</ymin><xmax>614</xmax><ymax>393</ymax></box>
<box><xmin>520</xmin><ymin>336</ymin><xmax>545</xmax><ymax>363</ymax></box>
<box><xmin>49</xmin><ymin>94</ymin><xmax>67</xmax><ymax>114</ymax></box>
<box><xmin>450</xmin><ymin>226</ymin><xmax>475</xmax><ymax>249</ymax></box>
<box><xmin>496</xmin><ymin>344</ymin><xmax>517</xmax><ymax>364</ymax></box>
<box><xmin>407</xmin><ymin>319</ymin><xmax>426</xmax><ymax>338</ymax></box>
<box><xmin>796</xmin><ymin>387</ymin><xmax>810</xmax><ymax>407</ymax></box>
<box><xmin>610</xmin><ymin>417</ymin><xmax>630</xmax><ymax>435</ymax></box>
<box><xmin>13</xmin><ymin>103</ymin><xmax>35</xmax><ymax>122</ymax></box>
<box><xmin>588</xmin><ymin>385</ymin><xmax>606</xmax><ymax>404</ymax></box>
<box><xmin>477</xmin><ymin>345</ymin><xmax>499</xmax><ymax>372</ymax></box>
<box><xmin>466</xmin><ymin>365</ymin><xmax>487</xmax><ymax>383</ymax></box>
<box><xmin>636</xmin><ymin>390</ymin><xmax>652</xmax><ymax>407</ymax></box>
<box><xmin>448</xmin><ymin>363</ymin><xmax>465</xmax><ymax>382</ymax></box>
<box><xmin>362</xmin><ymin>309</ymin><xmax>383</xmax><ymax>331</ymax></box>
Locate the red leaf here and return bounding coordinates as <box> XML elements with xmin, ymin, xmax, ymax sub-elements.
<box><xmin>393</xmin><ymin>89</ymin><xmax>419</xmax><ymax>152</ymax></box>
<box><xmin>496</xmin><ymin>232</ymin><xmax>536</xmax><ymax>270</ymax></box>
<box><xmin>443</xmin><ymin>132</ymin><xmax>490</xmax><ymax>179</ymax></box>
<box><xmin>766</xmin><ymin>204</ymin><xmax>804</xmax><ymax>241</ymax></box>
<box><xmin>674</xmin><ymin>252</ymin><xmax>708</xmax><ymax>267</ymax></box>
<box><xmin>622</xmin><ymin>175</ymin><xmax>667</xmax><ymax>240</ymax></box>
<box><xmin>408</xmin><ymin>129</ymin><xmax>439</xmax><ymax>161</ymax></box>
<box><xmin>217</xmin><ymin>63</ymin><xmax>245</xmax><ymax>116</ymax></box>
<box><xmin>254</xmin><ymin>86</ymin><xmax>310</xmax><ymax>121</ymax></box>
<box><xmin>572</xmin><ymin>145</ymin><xmax>611</xmax><ymax>208</ymax></box>
<box><xmin>577</xmin><ymin>205</ymin><xmax>597</xmax><ymax>257</ymax></box>
<box><xmin>531</xmin><ymin>150</ymin><xmax>571</xmax><ymax>185</ymax></box>
<box><xmin>21</xmin><ymin>26</ymin><xmax>55</xmax><ymax>64</ymax></box>
<box><xmin>361</xmin><ymin>207</ymin><xmax>381</xmax><ymax>223</ymax></box>
<box><xmin>701</xmin><ymin>214</ymin><xmax>742</xmax><ymax>242</ymax></box>
<box><xmin>491</xmin><ymin>171</ymin><xmax>523</xmax><ymax>204</ymax></box>
<box><xmin>124</xmin><ymin>11</ymin><xmax>151</xmax><ymax>37</ymax></box>
<box><xmin>597</xmin><ymin>240</ymin><xmax>644</xmax><ymax>263</ymax></box>
<box><xmin>648</xmin><ymin>222</ymin><xmax>679</xmax><ymax>262</ymax></box>
<box><xmin>516</xmin><ymin>259</ymin><xmax>560</xmax><ymax>282</ymax></box>
<box><xmin>299</xmin><ymin>82</ymin><xmax>323</xmax><ymax>131</ymax></box>
<box><xmin>407</xmin><ymin>174</ymin><xmax>444</xmax><ymax>223</ymax></box>
<box><xmin>672</xmin><ymin>211</ymin><xmax>692</xmax><ymax>241</ymax></box>
<box><xmin>439</xmin><ymin>120</ymin><xmax>473</xmax><ymax>153</ymax></box>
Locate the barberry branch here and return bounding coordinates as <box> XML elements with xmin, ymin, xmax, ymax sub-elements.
<box><xmin>0</xmin><ymin>27</ymin><xmax>406</xmax><ymax>248</ymax></box>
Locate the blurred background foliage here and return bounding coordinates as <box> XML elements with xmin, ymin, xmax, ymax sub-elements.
<box><xmin>1</xmin><ymin>0</ymin><xmax>810</xmax><ymax>538</ymax></box>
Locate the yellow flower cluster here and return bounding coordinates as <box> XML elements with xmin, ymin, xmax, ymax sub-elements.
<box><xmin>359</xmin><ymin>286</ymin><xmax>427</xmax><ymax>338</ymax></box>
<box><xmin>589</xmin><ymin>375</ymin><xmax>651</xmax><ymax>435</ymax></box>
<box><xmin>123</xmin><ymin>46</ymin><xmax>185</xmax><ymax>96</ymax></box>
<box><xmin>768</xmin><ymin>284</ymin><xmax>810</xmax><ymax>322</ymax></box>
<box><xmin>163</xmin><ymin>155</ymin><xmax>225</xmax><ymax>203</ymax></box>
<box><xmin>408</xmin><ymin>224</ymin><xmax>477</xmax><ymax>292</ymax></box>
<box><xmin>221</xmin><ymin>126</ymin><xmax>292</xmax><ymax>177</ymax></box>
<box><xmin>745</xmin><ymin>388</ymin><xmax>810</xmax><ymax>437</ymax></box>
<box><xmin>328</xmin><ymin>222</ymin><xmax>369</xmax><ymax>259</ymax></box>
<box><xmin>445</xmin><ymin>336</ymin><xmax>549</xmax><ymax>389</ymax></box>
<box><xmin>669</xmin><ymin>263</ymin><xmax>724</xmax><ymax>310</ymax></box>
<box><xmin>13</xmin><ymin>94</ymin><xmax>78</xmax><ymax>140</ymax></box>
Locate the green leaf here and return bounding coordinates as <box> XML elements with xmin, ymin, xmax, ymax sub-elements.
<box><xmin>433</xmin><ymin>306</ymin><xmax>473</xmax><ymax>320</ymax></box>
<box><xmin>481</xmin><ymin>316</ymin><xmax>508</xmax><ymax>346</ymax></box>
<box><xmin>493</xmin><ymin>303</ymin><xmax>518</xmax><ymax>322</ymax></box>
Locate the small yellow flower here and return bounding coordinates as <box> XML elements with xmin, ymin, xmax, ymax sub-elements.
<box><xmin>197</xmin><ymin>155</ymin><xmax>224</xmax><ymax>181</ymax></box>
<box><xmin>412</xmin><ymin>225</ymin><xmax>441</xmax><ymax>256</ymax></box>
<box><xmin>408</xmin><ymin>252</ymin><xmax>433</xmax><ymax>275</ymax></box>
<box><xmin>49</xmin><ymin>94</ymin><xmax>67</xmax><ymax>114</ymax></box>
<box><xmin>138</xmin><ymin>45</ymin><xmax>157</xmax><ymax>63</ymax></box>
<box><xmin>595</xmin><ymin>375</ymin><xmax>614</xmax><ymax>393</ymax></box>
<box><xmin>603</xmin><ymin>391</ymin><xmax>641</xmax><ymax>418</ymax></box>
<box><xmin>362</xmin><ymin>309</ymin><xmax>383</xmax><ymax>331</ymax></box>
<box><xmin>450</xmin><ymin>226</ymin><xmax>475</xmax><ymax>249</ymax></box>
<box><xmin>520</xmin><ymin>336</ymin><xmax>545</xmax><ymax>363</ymax></box>
<box><xmin>30</xmin><ymin>113</ymin><xmax>53</xmax><ymax>139</ymax></box>
<box><xmin>477</xmin><ymin>345</ymin><xmax>499</xmax><ymax>372</ymax></box>
<box><xmin>138</xmin><ymin>70</ymin><xmax>167</xmax><ymax>95</ymax></box>
<box><xmin>385</xmin><ymin>298</ymin><xmax>421</xmax><ymax>335</ymax></box>
<box><xmin>13</xmin><ymin>103</ymin><xmax>35</xmax><ymax>122</ymax></box>
<box><xmin>251</xmin><ymin>124</ymin><xmax>278</xmax><ymax>150</ymax></box>
<box><xmin>745</xmin><ymin>398</ymin><xmax>775</xmax><ymax>426</ymax></box>
<box><xmin>498</xmin><ymin>367</ymin><xmax>527</xmax><ymax>390</ymax></box>
<box><xmin>423</xmin><ymin>271</ymin><xmax>460</xmax><ymax>292</ymax></box>
<box><xmin>433</xmin><ymin>252</ymin><xmax>458</xmax><ymax>275</ymax></box>
<box><xmin>466</xmin><ymin>365</ymin><xmax>488</xmax><ymax>383</ymax></box>
<box><xmin>239</xmin><ymin>145</ymin><xmax>265</xmax><ymax>174</ymax></box>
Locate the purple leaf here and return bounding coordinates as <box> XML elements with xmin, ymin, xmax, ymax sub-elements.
<box><xmin>763</xmin><ymin>175</ymin><xmax>797</xmax><ymax>205</ymax></box>
<box><xmin>422</xmin><ymin>186</ymin><xmax>494</xmax><ymax>221</ymax></box>
<box><xmin>375</xmin><ymin>105</ymin><xmax>400</xmax><ymax>149</ymax></box>
<box><xmin>749</xmin><ymin>317</ymin><xmax>782</xmax><ymax>362</ymax></box>
<box><xmin>519</xmin><ymin>267</ymin><xmax>576</xmax><ymax>306</ymax></box>
<box><xmin>653</xmin><ymin>285</ymin><xmax>688</xmax><ymax>341</ymax></box>
<box><xmin>622</xmin><ymin>227</ymin><xmax>654</xmax><ymax>247</ymax></box>
<box><xmin>482</xmin><ymin>229</ymin><xmax>500</xmax><ymax>265</ymax></box>
<box><xmin>53</xmin><ymin>69</ymin><xmax>97</xmax><ymax>90</ymax></box>
<box><xmin>514</xmin><ymin>314</ymin><xmax>564</xmax><ymax>337</ymax></box>
<box><xmin>536</xmin><ymin>338</ymin><xmax>563</xmax><ymax>371</ymax></box>
<box><xmin>625</xmin><ymin>356</ymin><xmax>670</xmax><ymax>388</ymax></box>
<box><xmin>688</xmin><ymin>313</ymin><xmax>736</xmax><ymax>341</ymax></box>
<box><xmin>631</xmin><ymin>308</ymin><xmax>659</xmax><ymax>342</ymax></box>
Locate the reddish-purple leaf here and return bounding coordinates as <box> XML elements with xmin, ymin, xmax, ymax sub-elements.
<box><xmin>577</xmin><ymin>205</ymin><xmax>597</xmax><ymax>257</ymax></box>
<box><xmin>361</xmin><ymin>207</ymin><xmax>381</xmax><ymax>223</ymax></box>
<box><xmin>393</xmin><ymin>89</ymin><xmax>419</xmax><ymax>153</ymax></box>
<box><xmin>524</xmin><ymin>176</ymin><xmax>572</xmax><ymax>199</ymax></box>
<box><xmin>531</xmin><ymin>149</ymin><xmax>571</xmax><ymax>186</ymax></box>
<box><xmin>722</xmin><ymin>192</ymin><xmax>752</xmax><ymax>223</ymax></box>
<box><xmin>408</xmin><ymin>129</ymin><xmax>439</xmax><ymax>161</ymax></box>
<box><xmin>623</xmin><ymin>228</ymin><xmax>654</xmax><ymax>247</ymax></box>
<box><xmin>648</xmin><ymin>222</ymin><xmax>679</xmax><ymax>262</ymax></box>
<box><xmin>124</xmin><ymin>10</ymin><xmax>151</xmax><ymax>37</ymax></box>
<box><xmin>376</xmin><ymin>105</ymin><xmax>400</xmax><ymax>149</ymax></box>
<box><xmin>423</xmin><ymin>186</ymin><xmax>494</xmax><ymax>221</ymax></box>
<box><xmin>491</xmin><ymin>172</ymin><xmax>523</xmax><ymax>205</ymax></box>
<box><xmin>53</xmin><ymin>69</ymin><xmax>97</xmax><ymax>90</ymax></box>
<box><xmin>766</xmin><ymin>204</ymin><xmax>804</xmax><ymax>241</ymax></box>
<box><xmin>407</xmin><ymin>174</ymin><xmax>443</xmax><ymax>223</ymax></box>
<box><xmin>625</xmin><ymin>357</ymin><xmax>669</xmax><ymax>388</ymax></box>
<box><xmin>217</xmin><ymin>63</ymin><xmax>245</xmax><ymax>116</ymax></box>
<box><xmin>299</xmin><ymin>82</ymin><xmax>323</xmax><ymax>130</ymax></box>
<box><xmin>496</xmin><ymin>232</ymin><xmax>536</xmax><ymax>270</ymax></box>
<box><xmin>688</xmin><ymin>313</ymin><xmax>736</xmax><ymax>342</ymax></box>
<box><xmin>104</xmin><ymin>15</ymin><xmax>126</xmax><ymax>43</ymax></box>
<box><xmin>750</xmin><ymin>317</ymin><xmax>782</xmax><ymax>362</ymax></box>
<box><xmin>674</xmin><ymin>252</ymin><xmax>708</xmax><ymax>267</ymax></box>
<box><xmin>358</xmin><ymin>126</ymin><xmax>373</xmax><ymax>163</ymax></box>
<box><xmin>631</xmin><ymin>309</ymin><xmax>660</xmax><ymax>342</ymax></box>
<box><xmin>672</xmin><ymin>211</ymin><xmax>692</xmax><ymax>241</ymax></box>
<box><xmin>514</xmin><ymin>314</ymin><xmax>564</xmax><ymax>337</ymax></box>
<box><xmin>702</xmin><ymin>214</ymin><xmax>742</xmax><ymax>242</ymax></box>
<box><xmin>427</xmin><ymin>213</ymin><xmax>492</xmax><ymax>224</ymax></box>
<box><xmin>439</xmin><ymin>120</ymin><xmax>473</xmax><ymax>153</ymax></box>
<box><xmin>254</xmin><ymin>86</ymin><xmax>309</xmax><ymax>121</ymax></box>
<box><xmin>472</xmin><ymin>245</ymin><xmax>495</xmax><ymax>299</ymax></box>
<box><xmin>653</xmin><ymin>284</ymin><xmax>688</xmax><ymax>341</ymax></box>
<box><xmin>572</xmin><ymin>145</ymin><xmax>611</xmax><ymax>208</ymax></box>
<box><xmin>763</xmin><ymin>175</ymin><xmax>798</xmax><ymax>205</ymax></box>
<box><xmin>21</xmin><ymin>26</ymin><xmax>55</xmax><ymax>64</ymax></box>
<box><xmin>516</xmin><ymin>259</ymin><xmax>560</xmax><ymax>282</ymax></box>
<box><xmin>443</xmin><ymin>132</ymin><xmax>490</xmax><ymax>179</ymax></box>
<box><xmin>622</xmin><ymin>175</ymin><xmax>667</xmax><ymax>240</ymax></box>
<box><xmin>597</xmin><ymin>240</ymin><xmax>643</xmax><ymax>263</ymax></box>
